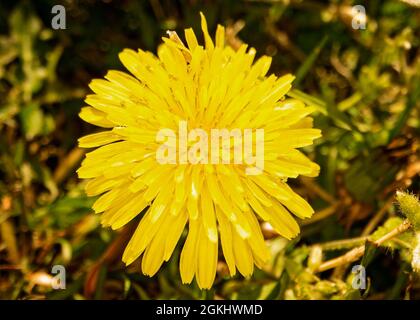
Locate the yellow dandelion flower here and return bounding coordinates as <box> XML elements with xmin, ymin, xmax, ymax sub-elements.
<box><xmin>77</xmin><ymin>12</ymin><xmax>321</xmax><ymax>289</ymax></box>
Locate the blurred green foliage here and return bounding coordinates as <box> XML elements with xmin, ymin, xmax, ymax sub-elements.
<box><xmin>0</xmin><ymin>0</ymin><xmax>419</xmax><ymax>300</ymax></box>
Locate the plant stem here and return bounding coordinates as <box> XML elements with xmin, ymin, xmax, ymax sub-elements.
<box><xmin>316</xmin><ymin>220</ymin><xmax>412</xmax><ymax>272</ymax></box>
<box><xmin>317</xmin><ymin>236</ymin><xmax>368</xmax><ymax>251</ymax></box>
<box><xmin>301</xmin><ymin>204</ymin><xmax>338</xmax><ymax>226</ymax></box>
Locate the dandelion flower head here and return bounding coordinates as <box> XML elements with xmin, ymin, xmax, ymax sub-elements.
<box><xmin>77</xmin><ymin>13</ymin><xmax>321</xmax><ymax>289</ymax></box>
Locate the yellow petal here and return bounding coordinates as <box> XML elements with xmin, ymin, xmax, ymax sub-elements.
<box><xmin>268</xmin><ymin>201</ymin><xmax>300</xmax><ymax>239</ymax></box>
<box><xmin>200</xmin><ymin>12</ymin><xmax>214</xmax><ymax>52</ymax></box>
<box><xmin>180</xmin><ymin>219</ymin><xmax>199</xmax><ymax>284</ymax></box>
<box><xmin>196</xmin><ymin>221</ymin><xmax>218</xmax><ymax>289</ymax></box>
<box><xmin>232</xmin><ymin>227</ymin><xmax>253</xmax><ymax>277</ymax></box>
<box><xmin>78</xmin><ymin>131</ymin><xmax>121</xmax><ymax>148</ymax></box>
<box><xmin>79</xmin><ymin>107</ymin><xmax>114</xmax><ymax>128</ymax></box>
<box><xmin>164</xmin><ymin>211</ymin><xmax>188</xmax><ymax>261</ymax></box>
<box><xmin>215</xmin><ymin>206</ymin><xmax>236</xmax><ymax>276</ymax></box>
<box><xmin>184</xmin><ymin>28</ymin><xmax>198</xmax><ymax>51</ymax></box>
<box><xmin>200</xmin><ymin>183</ymin><xmax>218</xmax><ymax>242</ymax></box>
<box><xmin>122</xmin><ymin>209</ymin><xmax>166</xmax><ymax>265</ymax></box>
<box><xmin>215</xmin><ymin>25</ymin><xmax>225</xmax><ymax>48</ymax></box>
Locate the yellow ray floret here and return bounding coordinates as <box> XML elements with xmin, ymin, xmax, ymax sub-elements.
<box><xmin>77</xmin><ymin>13</ymin><xmax>321</xmax><ymax>289</ymax></box>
